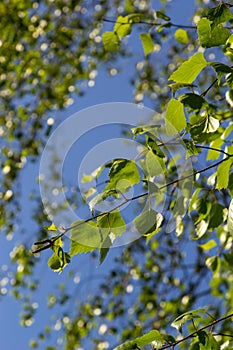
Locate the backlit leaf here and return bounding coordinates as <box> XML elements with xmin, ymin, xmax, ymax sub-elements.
<box><xmin>169</xmin><ymin>53</ymin><xmax>207</xmax><ymax>84</ymax></box>
<box><xmin>216</xmin><ymin>158</ymin><xmax>232</xmax><ymax>189</ymax></box>
<box><xmin>174</xmin><ymin>29</ymin><xmax>189</xmax><ymax>44</ymax></box>
<box><xmin>102</xmin><ymin>32</ymin><xmax>120</xmax><ymax>51</ymax></box>
<box><xmin>140</xmin><ymin>33</ymin><xmax>154</xmax><ymax>56</ymax></box>
<box><xmin>199</xmin><ymin>240</ymin><xmax>217</xmax><ymax>251</ymax></box>
<box><xmin>113</xmin><ymin>330</ymin><xmax>175</xmax><ymax>350</ymax></box>
<box><xmin>197</xmin><ymin>18</ymin><xmax>231</xmax><ymax>48</ymax></box>
<box><xmin>105</xmin><ymin>159</ymin><xmax>140</xmax><ymax>194</ymax></box>
<box><xmin>165</xmin><ymin>98</ymin><xmax>186</xmax><ymax>135</ymax></box>
<box><xmin>171</xmin><ymin>308</ymin><xmax>206</xmax><ymax>333</ymax></box>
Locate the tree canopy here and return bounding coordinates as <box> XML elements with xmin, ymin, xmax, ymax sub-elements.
<box><xmin>1</xmin><ymin>0</ymin><xmax>233</xmax><ymax>349</ymax></box>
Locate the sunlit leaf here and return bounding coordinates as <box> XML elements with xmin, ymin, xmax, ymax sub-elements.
<box><xmin>199</xmin><ymin>240</ymin><xmax>217</xmax><ymax>251</ymax></box>
<box><xmin>171</xmin><ymin>308</ymin><xmax>207</xmax><ymax>333</ymax></box>
<box><xmin>216</xmin><ymin>158</ymin><xmax>232</xmax><ymax>189</ymax></box>
<box><xmin>113</xmin><ymin>330</ymin><xmax>175</xmax><ymax>350</ymax></box>
<box><xmin>197</xmin><ymin>18</ymin><xmax>231</xmax><ymax>48</ymax></box>
<box><xmin>102</xmin><ymin>32</ymin><xmax>120</xmax><ymax>51</ymax></box>
<box><xmin>174</xmin><ymin>29</ymin><xmax>189</xmax><ymax>44</ymax></box>
<box><xmin>105</xmin><ymin>159</ymin><xmax>140</xmax><ymax>194</ymax></box>
<box><xmin>169</xmin><ymin>53</ymin><xmax>207</xmax><ymax>84</ymax></box>
<box><xmin>165</xmin><ymin>98</ymin><xmax>186</xmax><ymax>135</ymax></box>
<box><xmin>140</xmin><ymin>33</ymin><xmax>154</xmax><ymax>56</ymax></box>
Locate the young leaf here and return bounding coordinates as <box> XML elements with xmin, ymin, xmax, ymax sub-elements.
<box><xmin>146</xmin><ymin>136</ymin><xmax>165</xmax><ymax>157</ymax></box>
<box><xmin>169</xmin><ymin>52</ymin><xmax>207</xmax><ymax>84</ymax></box>
<box><xmin>97</xmin><ymin>211</ymin><xmax>126</xmax><ymax>242</ymax></box>
<box><xmin>227</xmin><ymin>198</ymin><xmax>233</xmax><ymax>233</ymax></box>
<box><xmin>45</xmin><ymin>222</ymin><xmax>59</xmax><ymax>231</ymax></box>
<box><xmin>131</xmin><ymin>124</ymin><xmax>161</xmax><ymax>138</ymax></box>
<box><xmin>197</xmin><ymin>18</ymin><xmax>230</xmax><ymax>48</ymax></box>
<box><xmin>165</xmin><ymin>98</ymin><xmax>186</xmax><ymax>135</ymax></box>
<box><xmin>102</xmin><ymin>32</ymin><xmax>120</xmax><ymax>51</ymax></box>
<box><xmin>206</xmin><ymin>139</ymin><xmax>224</xmax><ymax>160</ymax></box>
<box><xmin>216</xmin><ymin>158</ymin><xmax>232</xmax><ymax>189</ymax></box>
<box><xmin>70</xmin><ymin>221</ymin><xmax>100</xmax><ymax>255</ymax></box>
<box><xmin>146</xmin><ymin>150</ymin><xmax>165</xmax><ymax>176</ymax></box>
<box><xmin>113</xmin><ymin>330</ymin><xmax>175</xmax><ymax>350</ymax></box>
<box><xmin>105</xmin><ymin>159</ymin><xmax>140</xmax><ymax>194</ymax></box>
<box><xmin>140</xmin><ymin>33</ymin><xmax>154</xmax><ymax>56</ymax></box>
<box><xmin>199</xmin><ymin>240</ymin><xmax>217</xmax><ymax>251</ymax></box>
<box><xmin>183</xmin><ymin>139</ymin><xmax>200</xmax><ymax>158</ymax></box>
<box><xmin>114</xmin><ymin>16</ymin><xmax>132</xmax><ymax>38</ymax></box>
<box><xmin>207</xmin><ymin>2</ymin><xmax>233</xmax><ymax>26</ymax></box>
<box><xmin>134</xmin><ymin>209</ymin><xmax>158</xmax><ymax>235</ymax></box>
<box><xmin>174</xmin><ymin>29</ymin><xmax>189</xmax><ymax>44</ymax></box>
<box><xmin>171</xmin><ymin>308</ymin><xmax>206</xmax><ymax>333</ymax></box>
<box><xmin>48</xmin><ymin>238</ymin><xmax>70</xmax><ymax>273</ymax></box>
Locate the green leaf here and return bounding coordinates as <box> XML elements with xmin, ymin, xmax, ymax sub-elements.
<box><xmin>146</xmin><ymin>150</ymin><xmax>165</xmax><ymax>176</ymax></box>
<box><xmin>102</xmin><ymin>32</ymin><xmax>120</xmax><ymax>51</ymax></box>
<box><xmin>113</xmin><ymin>330</ymin><xmax>175</xmax><ymax>350</ymax></box>
<box><xmin>226</xmin><ymin>89</ymin><xmax>233</xmax><ymax>106</ymax></box>
<box><xmin>169</xmin><ymin>83</ymin><xmax>197</xmax><ymax>95</ymax></box>
<box><xmin>165</xmin><ymin>98</ymin><xmax>186</xmax><ymax>135</ymax></box>
<box><xmin>169</xmin><ymin>52</ymin><xmax>207</xmax><ymax>84</ymax></box>
<box><xmin>70</xmin><ymin>221</ymin><xmax>100</xmax><ymax>254</ymax></box>
<box><xmin>223</xmin><ymin>34</ymin><xmax>233</xmax><ymax>57</ymax></box>
<box><xmin>97</xmin><ymin>211</ymin><xmax>126</xmax><ymax>242</ymax></box>
<box><xmin>155</xmin><ymin>10</ymin><xmax>171</xmax><ymax>21</ymax></box>
<box><xmin>207</xmin><ymin>2</ymin><xmax>233</xmax><ymax>27</ymax></box>
<box><xmin>197</xmin><ymin>330</ymin><xmax>220</xmax><ymax>350</ymax></box>
<box><xmin>48</xmin><ymin>238</ymin><xmax>70</xmax><ymax>273</ymax></box>
<box><xmin>208</xmin><ymin>203</ymin><xmax>224</xmax><ymax>229</ymax></box>
<box><xmin>140</xmin><ymin>33</ymin><xmax>154</xmax><ymax>56</ymax></box>
<box><xmin>209</xmin><ymin>62</ymin><xmax>232</xmax><ymax>84</ymax></box>
<box><xmin>179</xmin><ymin>93</ymin><xmax>206</xmax><ymax>110</ymax></box>
<box><xmin>134</xmin><ymin>209</ymin><xmax>158</xmax><ymax>235</ymax></box>
<box><xmin>199</xmin><ymin>239</ymin><xmax>217</xmax><ymax>251</ymax></box>
<box><xmin>45</xmin><ymin>222</ymin><xmax>59</xmax><ymax>231</ymax></box>
<box><xmin>171</xmin><ymin>308</ymin><xmax>206</xmax><ymax>333</ymax></box>
<box><xmin>183</xmin><ymin>139</ymin><xmax>200</xmax><ymax>158</ymax></box>
<box><xmin>216</xmin><ymin>158</ymin><xmax>232</xmax><ymax>189</ymax></box>
<box><xmin>206</xmin><ymin>139</ymin><xmax>224</xmax><ymax>160</ymax></box>
<box><xmin>114</xmin><ymin>16</ymin><xmax>132</xmax><ymax>38</ymax></box>
<box><xmin>174</xmin><ymin>29</ymin><xmax>189</xmax><ymax>44</ymax></box>
<box><xmin>146</xmin><ymin>136</ymin><xmax>165</xmax><ymax>157</ymax></box>
<box><xmin>197</xmin><ymin>18</ymin><xmax>231</xmax><ymax>48</ymax></box>
<box><xmin>105</xmin><ymin>159</ymin><xmax>140</xmax><ymax>195</ymax></box>
<box><xmin>227</xmin><ymin>198</ymin><xmax>233</xmax><ymax>233</ymax></box>
<box><xmin>206</xmin><ymin>256</ymin><xmax>220</xmax><ymax>273</ymax></box>
<box><xmin>131</xmin><ymin>124</ymin><xmax>161</xmax><ymax>138</ymax></box>
<box><xmin>226</xmin><ymin>72</ymin><xmax>233</xmax><ymax>88</ymax></box>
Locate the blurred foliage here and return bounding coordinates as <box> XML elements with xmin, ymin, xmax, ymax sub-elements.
<box><xmin>1</xmin><ymin>0</ymin><xmax>233</xmax><ymax>349</ymax></box>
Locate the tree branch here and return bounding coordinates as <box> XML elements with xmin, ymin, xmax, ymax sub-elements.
<box><xmin>102</xmin><ymin>17</ymin><xmax>197</xmax><ymax>29</ymax></box>
<box><xmin>32</xmin><ymin>154</ymin><xmax>231</xmax><ymax>253</ymax></box>
<box><xmin>155</xmin><ymin>312</ymin><xmax>233</xmax><ymax>350</ymax></box>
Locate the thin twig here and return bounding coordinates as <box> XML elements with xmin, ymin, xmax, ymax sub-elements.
<box><xmin>102</xmin><ymin>17</ymin><xmax>196</xmax><ymax>29</ymax></box>
<box><xmin>154</xmin><ymin>313</ymin><xmax>233</xmax><ymax>350</ymax></box>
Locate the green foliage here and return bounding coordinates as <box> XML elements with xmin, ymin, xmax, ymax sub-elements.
<box><xmin>140</xmin><ymin>33</ymin><xmax>154</xmax><ymax>56</ymax></box>
<box><xmin>2</xmin><ymin>1</ymin><xmax>233</xmax><ymax>349</ymax></box>
<box><xmin>169</xmin><ymin>53</ymin><xmax>207</xmax><ymax>84</ymax></box>
<box><xmin>113</xmin><ymin>330</ymin><xmax>175</xmax><ymax>350</ymax></box>
<box><xmin>165</xmin><ymin>98</ymin><xmax>186</xmax><ymax>134</ymax></box>
<box><xmin>48</xmin><ymin>238</ymin><xmax>70</xmax><ymax>273</ymax></box>
<box><xmin>174</xmin><ymin>28</ymin><xmax>189</xmax><ymax>44</ymax></box>
<box><xmin>171</xmin><ymin>308</ymin><xmax>207</xmax><ymax>333</ymax></box>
